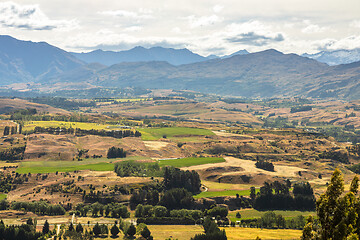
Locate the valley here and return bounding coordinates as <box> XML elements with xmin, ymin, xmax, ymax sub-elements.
<box><xmin>0</xmin><ymin>95</ymin><xmax>359</xmax><ymax>239</ymax></box>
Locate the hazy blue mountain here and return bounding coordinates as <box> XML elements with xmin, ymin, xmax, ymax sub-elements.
<box><xmin>56</xmin><ymin>49</ymin><xmax>360</xmax><ymax>99</ymax></box>
<box><xmin>221</xmin><ymin>49</ymin><xmax>249</xmax><ymax>59</ymax></box>
<box><xmin>303</xmin><ymin>49</ymin><xmax>360</xmax><ymax>65</ymax></box>
<box><xmin>0</xmin><ymin>35</ymin><xmax>84</xmax><ymax>85</ymax></box>
<box><xmin>53</xmin><ymin>49</ymin><xmax>344</xmax><ymax>98</ymax></box>
<box><xmin>71</xmin><ymin>46</ymin><xmax>209</xmax><ymax>66</ymax></box>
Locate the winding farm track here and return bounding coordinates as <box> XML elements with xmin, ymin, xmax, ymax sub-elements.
<box><xmin>182</xmin><ymin>156</ymin><xmax>306</xmax><ymax>178</ymax></box>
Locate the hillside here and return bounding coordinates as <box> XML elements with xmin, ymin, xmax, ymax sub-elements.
<box><xmin>0</xmin><ymin>35</ymin><xmax>84</xmax><ymax>85</ymax></box>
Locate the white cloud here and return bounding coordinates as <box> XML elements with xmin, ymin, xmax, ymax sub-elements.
<box><xmin>0</xmin><ymin>1</ymin><xmax>77</xmax><ymax>30</ymax></box>
<box><xmin>186</xmin><ymin>14</ymin><xmax>222</xmax><ymax>28</ymax></box>
<box><xmin>213</xmin><ymin>5</ymin><xmax>224</xmax><ymax>13</ymax></box>
<box><xmin>100</xmin><ymin>9</ymin><xmax>153</xmax><ymax>20</ymax></box>
<box><xmin>301</xmin><ymin>20</ymin><xmax>328</xmax><ymax>33</ymax></box>
<box><xmin>123</xmin><ymin>26</ymin><xmax>143</xmax><ymax>32</ymax></box>
<box><xmin>350</xmin><ymin>20</ymin><xmax>360</xmax><ymax>28</ymax></box>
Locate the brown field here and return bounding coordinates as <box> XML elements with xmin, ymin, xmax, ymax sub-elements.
<box><xmin>0</xmin><ymin>98</ymin><xmax>69</xmax><ymax>115</ymax></box>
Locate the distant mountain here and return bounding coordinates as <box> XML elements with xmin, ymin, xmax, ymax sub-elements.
<box><xmin>0</xmin><ymin>35</ymin><xmax>84</xmax><ymax>85</ymax></box>
<box><xmin>221</xmin><ymin>49</ymin><xmax>249</xmax><ymax>59</ymax></box>
<box><xmin>1</xmin><ymin>35</ymin><xmax>360</xmax><ymax>100</ymax></box>
<box><xmin>71</xmin><ymin>46</ymin><xmax>209</xmax><ymax>66</ymax></box>
<box><xmin>51</xmin><ymin>49</ymin><xmax>360</xmax><ymax>99</ymax></box>
<box><xmin>303</xmin><ymin>49</ymin><xmax>360</xmax><ymax>65</ymax></box>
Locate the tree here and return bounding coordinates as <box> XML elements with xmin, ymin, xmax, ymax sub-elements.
<box><xmin>42</xmin><ymin>220</ymin><xmax>49</xmax><ymax>234</ymax></box>
<box><xmin>68</xmin><ymin>222</ymin><xmax>74</xmax><ymax>231</ymax></box>
<box><xmin>26</xmin><ymin>218</ymin><xmax>33</xmax><ymax>225</ymax></box>
<box><xmin>76</xmin><ymin>223</ymin><xmax>83</xmax><ymax>233</ymax></box>
<box><xmin>110</xmin><ymin>224</ymin><xmax>120</xmax><ymax>237</ymax></box>
<box><xmin>126</xmin><ymin>224</ymin><xmax>136</xmax><ymax>237</ymax></box>
<box><xmin>303</xmin><ymin>169</ymin><xmax>360</xmax><ymax>239</ymax></box>
<box><xmin>141</xmin><ymin>226</ymin><xmax>151</xmax><ymax>239</ymax></box>
<box><xmin>93</xmin><ymin>223</ymin><xmax>101</xmax><ymax>236</ymax></box>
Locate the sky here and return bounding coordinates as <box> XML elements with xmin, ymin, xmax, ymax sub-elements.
<box><xmin>0</xmin><ymin>0</ymin><xmax>359</xmax><ymax>56</ymax></box>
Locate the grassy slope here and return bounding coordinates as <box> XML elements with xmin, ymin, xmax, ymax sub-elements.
<box><xmin>139</xmin><ymin>127</ymin><xmax>214</xmax><ymax>141</ymax></box>
<box><xmin>229</xmin><ymin>209</ymin><xmax>316</xmax><ymax>221</ymax></box>
<box><xmin>0</xmin><ymin>194</ymin><xmax>6</xmax><ymax>200</ymax></box>
<box><xmin>16</xmin><ymin>156</ymin><xmax>146</xmax><ymax>174</ymax></box>
<box><xmin>194</xmin><ymin>189</ymin><xmax>259</xmax><ymax>199</ymax></box>
<box><xmin>158</xmin><ymin>157</ymin><xmax>225</xmax><ymax>168</ymax></box>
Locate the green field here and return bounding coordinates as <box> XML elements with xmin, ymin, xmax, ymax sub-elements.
<box><xmin>16</xmin><ymin>156</ymin><xmax>146</xmax><ymax>174</ymax></box>
<box><xmin>0</xmin><ymin>194</ymin><xmax>6</xmax><ymax>200</ymax></box>
<box><xmin>139</xmin><ymin>127</ymin><xmax>215</xmax><ymax>141</ymax></box>
<box><xmin>229</xmin><ymin>209</ymin><xmax>316</xmax><ymax>221</ymax></box>
<box><xmin>194</xmin><ymin>189</ymin><xmax>259</xmax><ymax>199</ymax></box>
<box><xmin>23</xmin><ymin>121</ymin><xmax>132</xmax><ymax>132</ymax></box>
<box><xmin>158</xmin><ymin>157</ymin><xmax>225</xmax><ymax>168</ymax></box>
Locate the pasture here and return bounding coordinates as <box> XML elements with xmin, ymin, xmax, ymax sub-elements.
<box><xmin>158</xmin><ymin>157</ymin><xmax>225</xmax><ymax>168</ymax></box>
<box><xmin>194</xmin><ymin>189</ymin><xmax>259</xmax><ymax>199</ymax></box>
<box><xmin>139</xmin><ymin>127</ymin><xmax>215</xmax><ymax>141</ymax></box>
<box><xmin>16</xmin><ymin>156</ymin><xmax>145</xmax><ymax>174</ymax></box>
<box><xmin>0</xmin><ymin>194</ymin><xmax>6</xmax><ymax>200</ymax></box>
<box><xmin>229</xmin><ymin>209</ymin><xmax>316</xmax><ymax>221</ymax></box>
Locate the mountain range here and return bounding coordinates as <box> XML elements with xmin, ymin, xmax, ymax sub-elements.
<box><xmin>303</xmin><ymin>49</ymin><xmax>360</xmax><ymax>66</ymax></box>
<box><xmin>71</xmin><ymin>46</ymin><xmax>215</xmax><ymax>66</ymax></box>
<box><xmin>0</xmin><ymin>35</ymin><xmax>84</xmax><ymax>85</ymax></box>
<box><xmin>1</xmin><ymin>35</ymin><xmax>360</xmax><ymax>100</ymax></box>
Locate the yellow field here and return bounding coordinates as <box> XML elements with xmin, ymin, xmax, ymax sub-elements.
<box><xmin>22</xmin><ymin>121</ymin><xmax>132</xmax><ymax>132</ymax></box>
<box><xmin>148</xmin><ymin>225</ymin><xmax>203</xmax><ymax>240</ymax></box>
<box><xmin>222</xmin><ymin>227</ymin><xmax>302</xmax><ymax>240</ymax></box>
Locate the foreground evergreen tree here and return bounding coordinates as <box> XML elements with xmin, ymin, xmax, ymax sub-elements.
<box><xmin>302</xmin><ymin>168</ymin><xmax>360</xmax><ymax>239</ymax></box>
<box><xmin>42</xmin><ymin>220</ymin><xmax>49</xmax><ymax>234</ymax></box>
<box><xmin>110</xmin><ymin>224</ymin><xmax>120</xmax><ymax>237</ymax></box>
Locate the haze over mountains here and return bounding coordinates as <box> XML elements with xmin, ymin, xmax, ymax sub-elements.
<box><xmin>72</xmin><ymin>47</ymin><xmax>215</xmax><ymax>66</ymax></box>
<box><xmin>1</xmin><ymin>35</ymin><xmax>360</xmax><ymax>100</ymax></box>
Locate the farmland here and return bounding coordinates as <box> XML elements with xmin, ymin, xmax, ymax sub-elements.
<box><xmin>139</xmin><ymin>127</ymin><xmax>215</xmax><ymax>141</ymax></box>
<box><xmin>16</xmin><ymin>156</ymin><xmax>145</xmax><ymax>174</ymax></box>
<box><xmin>1</xmin><ymin>96</ymin><xmax>359</xmax><ymax>239</ymax></box>
<box><xmin>228</xmin><ymin>209</ymin><xmax>316</xmax><ymax>221</ymax></box>
<box><xmin>223</xmin><ymin>227</ymin><xmax>302</xmax><ymax>240</ymax></box>
<box><xmin>22</xmin><ymin>120</ymin><xmax>131</xmax><ymax>132</ymax></box>
<box><xmin>158</xmin><ymin>157</ymin><xmax>225</xmax><ymax>168</ymax></box>
<box><xmin>194</xmin><ymin>188</ymin><xmax>260</xmax><ymax>199</ymax></box>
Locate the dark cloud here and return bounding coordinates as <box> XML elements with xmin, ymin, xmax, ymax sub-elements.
<box><xmin>0</xmin><ymin>21</ymin><xmax>56</xmax><ymax>30</ymax></box>
<box><xmin>226</xmin><ymin>32</ymin><xmax>284</xmax><ymax>46</ymax></box>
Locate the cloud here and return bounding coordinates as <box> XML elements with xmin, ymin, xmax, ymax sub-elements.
<box><xmin>186</xmin><ymin>14</ymin><xmax>222</xmax><ymax>28</ymax></box>
<box><xmin>350</xmin><ymin>20</ymin><xmax>360</xmax><ymax>28</ymax></box>
<box><xmin>227</xmin><ymin>32</ymin><xmax>284</xmax><ymax>46</ymax></box>
<box><xmin>301</xmin><ymin>20</ymin><xmax>328</xmax><ymax>33</ymax></box>
<box><xmin>213</xmin><ymin>5</ymin><xmax>224</xmax><ymax>13</ymax></box>
<box><xmin>314</xmin><ymin>35</ymin><xmax>360</xmax><ymax>51</ymax></box>
<box><xmin>224</xmin><ymin>21</ymin><xmax>285</xmax><ymax>46</ymax></box>
<box><xmin>123</xmin><ymin>26</ymin><xmax>143</xmax><ymax>32</ymax></box>
<box><xmin>0</xmin><ymin>1</ymin><xmax>77</xmax><ymax>30</ymax></box>
<box><xmin>100</xmin><ymin>9</ymin><xmax>154</xmax><ymax>20</ymax></box>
